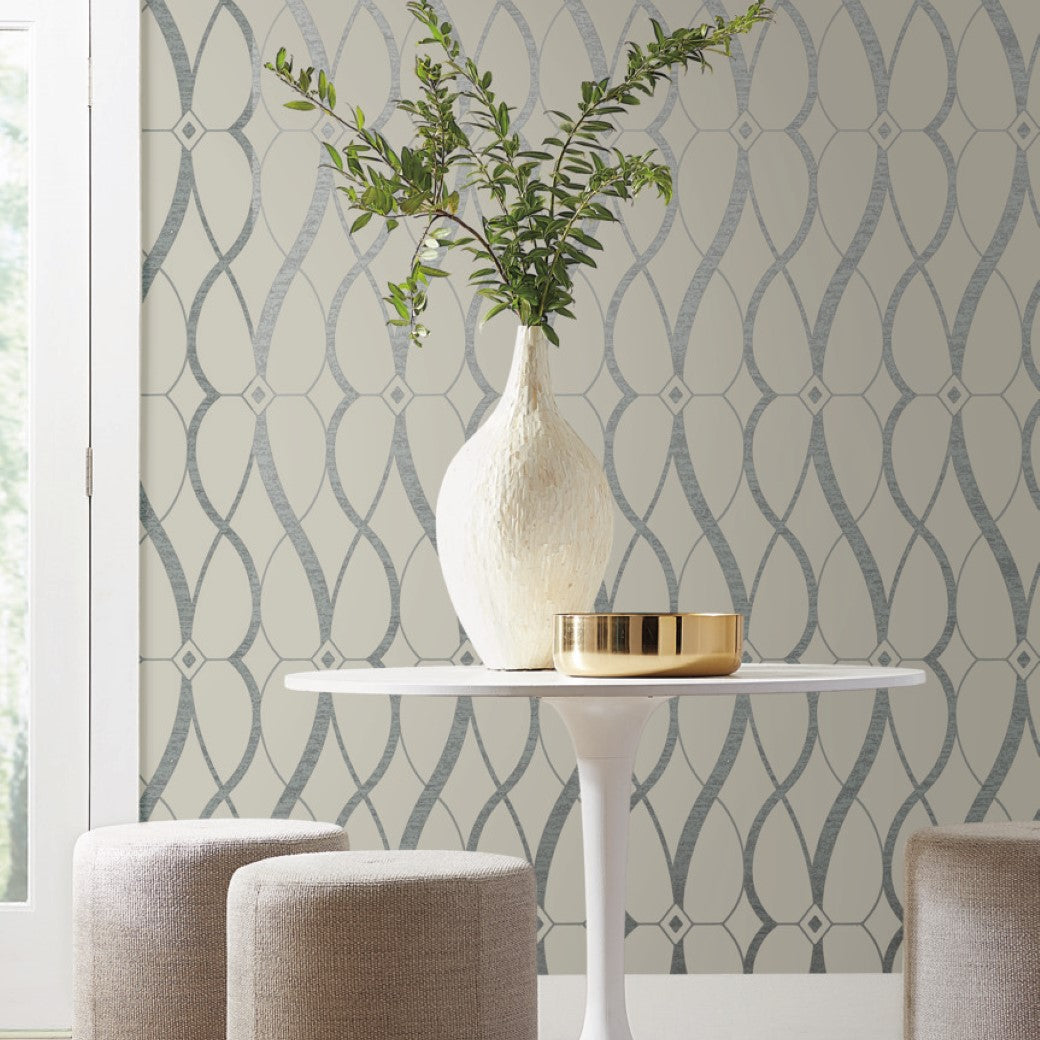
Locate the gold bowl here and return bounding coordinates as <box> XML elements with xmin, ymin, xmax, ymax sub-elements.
<box><xmin>553</xmin><ymin>612</ymin><xmax>743</xmax><ymax>678</ymax></box>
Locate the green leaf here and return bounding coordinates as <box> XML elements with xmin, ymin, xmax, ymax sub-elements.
<box><xmin>570</xmin><ymin>229</ymin><xmax>603</xmax><ymax>250</ymax></box>
<box><xmin>481</xmin><ymin>300</ymin><xmax>512</xmax><ymax>325</ymax></box>
<box><xmin>356</xmin><ymin>106</ymin><xmax>365</xmax><ymax>129</ymax></box>
<box><xmin>543</xmin><ymin>323</ymin><xmax>560</xmax><ymax>347</ymax></box>
<box><xmin>328</xmin><ymin>83</ymin><xmax>336</xmax><ymax>109</ymax></box>
<box><xmin>318</xmin><ymin>69</ymin><xmax>327</xmax><ymax>100</ymax></box>
<box><xmin>284</xmin><ymin>100</ymin><xmax>316</xmax><ymax>111</ymax></box>
<box><xmin>323</xmin><ymin>142</ymin><xmax>343</xmax><ymax>171</ymax></box>
<box><xmin>275</xmin><ymin>47</ymin><xmax>287</xmax><ymax>71</ymax></box>
<box><xmin>350</xmin><ymin>211</ymin><xmax>373</xmax><ymax>233</ymax></box>
<box><xmin>567</xmin><ymin>249</ymin><xmax>597</xmax><ymax>268</ymax></box>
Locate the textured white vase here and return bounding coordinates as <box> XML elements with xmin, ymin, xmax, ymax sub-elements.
<box><xmin>435</xmin><ymin>324</ymin><xmax>614</xmax><ymax>669</ymax></box>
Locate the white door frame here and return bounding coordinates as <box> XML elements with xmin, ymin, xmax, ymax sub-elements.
<box><xmin>88</xmin><ymin>0</ymin><xmax>140</xmax><ymax>830</ymax></box>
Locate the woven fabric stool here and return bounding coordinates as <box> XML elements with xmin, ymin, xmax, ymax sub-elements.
<box><xmin>73</xmin><ymin>819</ymin><xmax>347</xmax><ymax>1040</ymax></box>
<box><xmin>227</xmin><ymin>850</ymin><xmax>536</xmax><ymax>1040</ymax></box>
<box><xmin>904</xmin><ymin>822</ymin><xmax>1040</xmax><ymax>1040</ymax></box>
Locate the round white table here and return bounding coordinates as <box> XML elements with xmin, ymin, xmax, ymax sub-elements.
<box><xmin>286</xmin><ymin>663</ymin><xmax>926</xmax><ymax>1040</ymax></box>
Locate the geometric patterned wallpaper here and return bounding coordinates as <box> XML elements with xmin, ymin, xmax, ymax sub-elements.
<box><xmin>140</xmin><ymin>0</ymin><xmax>1040</xmax><ymax>973</ymax></box>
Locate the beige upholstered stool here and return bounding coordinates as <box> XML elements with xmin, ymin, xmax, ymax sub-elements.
<box><xmin>904</xmin><ymin>822</ymin><xmax>1040</xmax><ymax>1040</ymax></box>
<box><xmin>73</xmin><ymin>819</ymin><xmax>347</xmax><ymax>1040</ymax></box>
<box><xmin>227</xmin><ymin>850</ymin><xmax>536</xmax><ymax>1040</ymax></box>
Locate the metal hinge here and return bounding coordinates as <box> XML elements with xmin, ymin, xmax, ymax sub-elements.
<box><xmin>85</xmin><ymin>446</ymin><xmax>93</xmax><ymax>498</ymax></box>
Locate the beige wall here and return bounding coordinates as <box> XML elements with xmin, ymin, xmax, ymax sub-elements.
<box><xmin>141</xmin><ymin>0</ymin><xmax>1040</xmax><ymax>972</ymax></box>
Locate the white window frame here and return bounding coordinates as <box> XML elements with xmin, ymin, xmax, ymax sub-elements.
<box><xmin>0</xmin><ymin>1</ymin><xmax>137</xmax><ymax>1031</ymax></box>
<box><xmin>0</xmin><ymin>0</ymin><xmax>91</xmax><ymax>1030</ymax></box>
<box><xmin>88</xmin><ymin>0</ymin><xmax>140</xmax><ymax>829</ymax></box>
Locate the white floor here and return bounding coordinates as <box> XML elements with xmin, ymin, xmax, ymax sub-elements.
<box><xmin>539</xmin><ymin>974</ymin><xmax>902</xmax><ymax>1040</ymax></box>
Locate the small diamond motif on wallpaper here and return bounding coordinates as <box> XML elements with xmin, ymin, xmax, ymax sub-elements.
<box><xmin>1008</xmin><ymin>111</ymin><xmax>1038</xmax><ymax>150</ymax></box>
<box><xmin>939</xmin><ymin>375</ymin><xmax>968</xmax><ymax>416</ymax></box>
<box><xmin>173</xmin><ymin>110</ymin><xmax>205</xmax><ymax>151</ymax></box>
<box><xmin>870</xmin><ymin>641</ymin><xmax>900</xmax><ymax>670</ymax></box>
<box><xmin>452</xmin><ymin>640</ymin><xmax>477</xmax><ymax>667</ymax></box>
<box><xmin>799</xmin><ymin>376</ymin><xmax>831</xmax><ymax>416</ymax></box>
<box><xmin>1011</xmin><ymin>641</ymin><xmax>1038</xmax><ymax>680</ymax></box>
<box><xmin>659</xmin><ymin>375</ymin><xmax>692</xmax><ymax>416</ymax></box>
<box><xmin>311</xmin><ymin>640</ymin><xmax>344</xmax><ymax>671</ymax></box>
<box><xmin>381</xmin><ymin>375</ymin><xmax>414</xmax><ymax>416</ymax></box>
<box><xmin>729</xmin><ymin>110</ymin><xmax>762</xmax><ymax>149</ymax></box>
<box><xmin>869</xmin><ymin>111</ymin><xmax>901</xmax><ymax>150</ymax></box>
<box><xmin>660</xmin><ymin>905</ymin><xmax>692</xmax><ymax>945</ymax></box>
<box><xmin>243</xmin><ymin>375</ymin><xmax>274</xmax><ymax>416</ymax></box>
<box><xmin>174</xmin><ymin>640</ymin><xmax>205</xmax><ymax>680</ymax></box>
<box><xmin>799</xmin><ymin>905</ymin><xmax>832</xmax><ymax>943</ymax></box>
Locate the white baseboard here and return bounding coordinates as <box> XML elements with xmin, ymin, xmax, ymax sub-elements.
<box><xmin>539</xmin><ymin>974</ymin><xmax>902</xmax><ymax>1040</ymax></box>
<box><xmin>0</xmin><ymin>1032</ymin><xmax>71</xmax><ymax>1039</ymax></box>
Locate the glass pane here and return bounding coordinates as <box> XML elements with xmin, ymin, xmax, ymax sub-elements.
<box><xmin>0</xmin><ymin>29</ymin><xmax>29</xmax><ymax>905</ymax></box>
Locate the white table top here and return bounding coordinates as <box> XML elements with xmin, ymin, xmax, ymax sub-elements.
<box><xmin>285</xmin><ymin>662</ymin><xmax>926</xmax><ymax>699</ymax></box>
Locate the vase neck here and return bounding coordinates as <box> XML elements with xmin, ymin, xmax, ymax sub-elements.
<box><xmin>502</xmin><ymin>325</ymin><xmax>555</xmax><ymax>415</ymax></box>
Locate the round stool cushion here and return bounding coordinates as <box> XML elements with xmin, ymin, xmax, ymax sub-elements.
<box><xmin>73</xmin><ymin>819</ymin><xmax>347</xmax><ymax>1040</ymax></box>
<box><xmin>227</xmin><ymin>850</ymin><xmax>536</xmax><ymax>1040</ymax></box>
<box><xmin>904</xmin><ymin>822</ymin><xmax>1040</xmax><ymax>1040</ymax></box>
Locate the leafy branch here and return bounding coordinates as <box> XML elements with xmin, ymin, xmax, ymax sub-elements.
<box><xmin>544</xmin><ymin>7</ymin><xmax>772</xmax><ymax>219</ymax></box>
<box><xmin>268</xmin><ymin>1</ymin><xmax>770</xmax><ymax>345</ymax></box>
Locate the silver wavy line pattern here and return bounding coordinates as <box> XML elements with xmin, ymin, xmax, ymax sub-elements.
<box><xmin>140</xmin><ymin>0</ymin><xmax>1040</xmax><ymax>972</ymax></box>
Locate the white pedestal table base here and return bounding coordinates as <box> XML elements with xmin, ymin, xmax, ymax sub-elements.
<box><xmin>546</xmin><ymin>696</ymin><xmax>663</xmax><ymax>1040</ymax></box>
